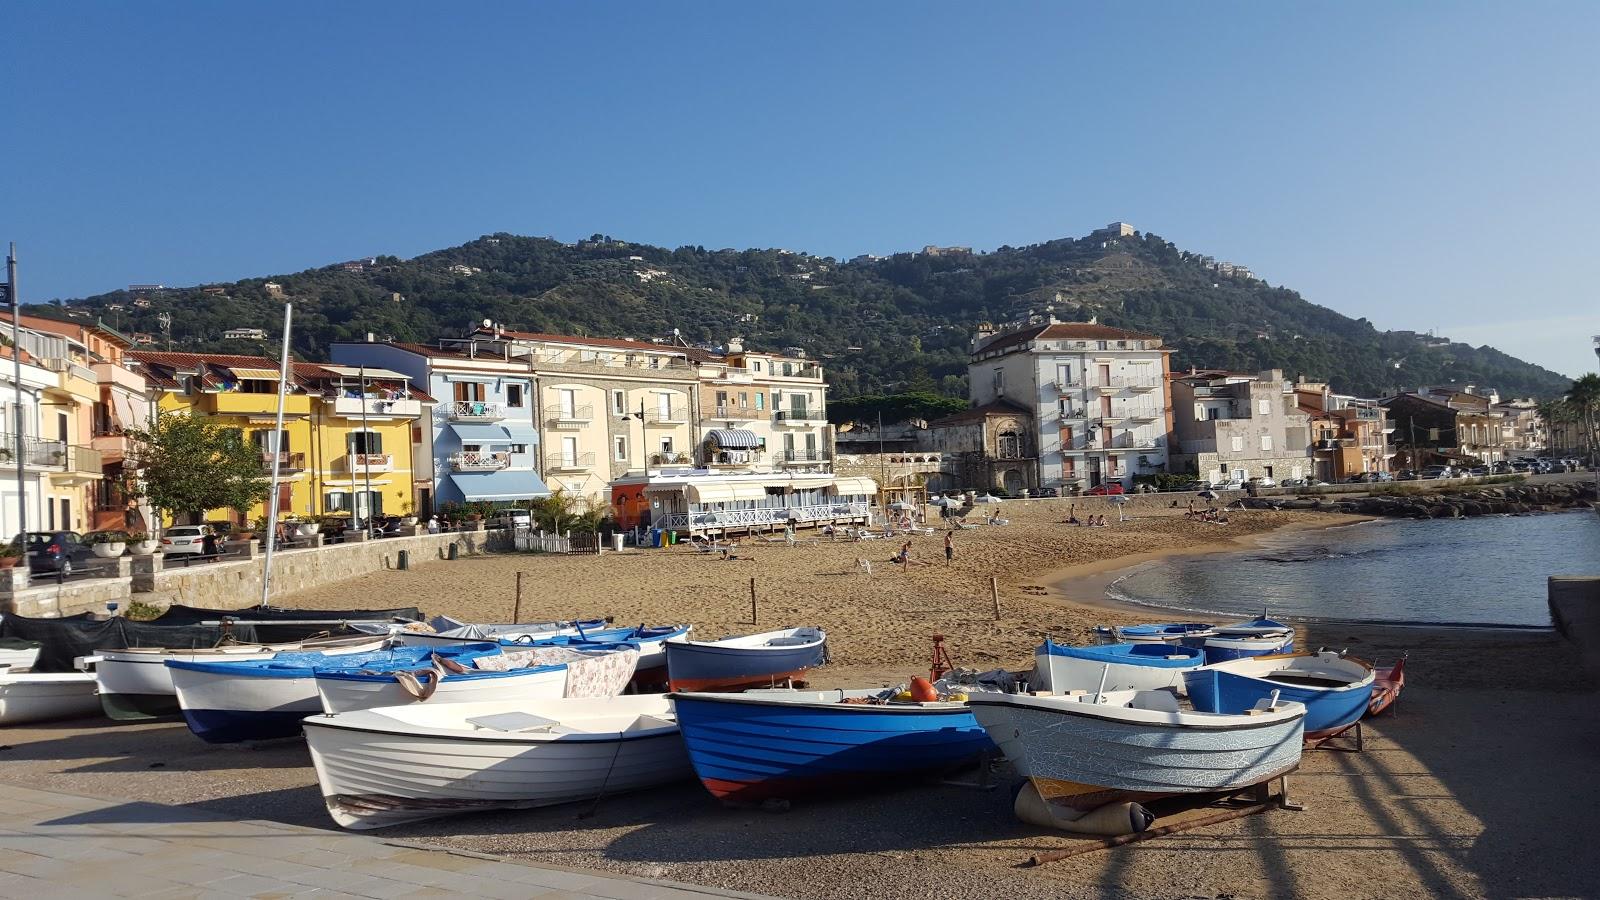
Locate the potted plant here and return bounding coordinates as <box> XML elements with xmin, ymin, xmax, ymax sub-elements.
<box><xmin>399</xmin><ymin>502</ymin><xmax>418</xmax><ymax>527</ymax></box>
<box><xmin>88</xmin><ymin>531</ymin><xmax>129</xmax><ymax>558</ymax></box>
<box><xmin>0</xmin><ymin>543</ymin><xmax>20</xmax><ymax>570</ymax></box>
<box><xmin>127</xmin><ymin>531</ymin><xmax>160</xmax><ymax>555</ymax></box>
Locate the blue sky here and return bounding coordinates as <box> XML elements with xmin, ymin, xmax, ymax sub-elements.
<box><xmin>4</xmin><ymin>1</ymin><xmax>1597</xmax><ymax>378</ymax></box>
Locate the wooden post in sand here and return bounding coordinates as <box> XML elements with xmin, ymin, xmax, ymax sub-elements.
<box><xmin>514</xmin><ymin>571</ymin><xmax>524</xmax><ymax>622</ymax></box>
<box><xmin>749</xmin><ymin>577</ymin><xmax>758</xmax><ymax>625</ymax></box>
<box><xmin>991</xmin><ymin>575</ymin><xmax>1001</xmax><ymax>621</ymax></box>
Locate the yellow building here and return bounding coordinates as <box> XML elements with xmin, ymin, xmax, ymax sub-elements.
<box><xmin>127</xmin><ymin>352</ymin><xmax>429</xmax><ymax>526</ymax></box>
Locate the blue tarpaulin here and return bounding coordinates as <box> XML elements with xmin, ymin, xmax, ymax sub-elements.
<box><xmin>449</xmin><ymin>423</ymin><xmax>512</xmax><ymax>442</ymax></box>
<box><xmin>450</xmin><ymin>469</ymin><xmax>551</xmax><ymax>500</ymax></box>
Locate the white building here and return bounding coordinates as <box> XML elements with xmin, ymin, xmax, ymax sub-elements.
<box><xmin>967</xmin><ymin>321</ymin><xmax>1172</xmax><ymax>491</ymax></box>
<box><xmin>0</xmin><ymin>346</ymin><xmax>68</xmax><ymax>538</ymax></box>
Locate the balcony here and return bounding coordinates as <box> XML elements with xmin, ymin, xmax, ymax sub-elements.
<box><xmin>644</xmin><ymin>407</ymin><xmax>690</xmax><ymax>425</ymax></box>
<box><xmin>1090</xmin><ymin>376</ymin><xmax>1162</xmax><ymax>392</ymax></box>
<box><xmin>0</xmin><ymin>435</ymin><xmax>67</xmax><ymax>469</ymax></box>
<box><xmin>779</xmin><ymin>449</ymin><xmax>832</xmax><ymax>464</ymax></box>
<box><xmin>1125</xmin><ymin>408</ymin><xmax>1161</xmax><ymax>421</ymax></box>
<box><xmin>329</xmin><ymin>396</ymin><xmax>422</xmax><ymax>418</ymax></box>
<box><xmin>649</xmin><ymin>452</ymin><xmax>695</xmax><ymax>466</ymax></box>
<box><xmin>66</xmin><ymin>445</ymin><xmax>103</xmax><ymax>477</ymax></box>
<box><xmin>209</xmin><ymin>392</ymin><xmax>313</xmax><ymax>416</ymax></box>
<box><xmin>344</xmin><ymin>452</ymin><xmax>393</xmax><ymax>473</ymax></box>
<box><xmin>259</xmin><ymin>451</ymin><xmax>306</xmax><ymax>474</ymax></box>
<box><xmin>545</xmin><ymin>452</ymin><xmax>596</xmax><ymax>472</ymax></box>
<box><xmin>710</xmin><ymin>405</ymin><xmax>757</xmax><ymax>421</ymax></box>
<box><xmin>448</xmin><ymin>400</ymin><xmax>505</xmax><ymax>422</ymax></box>
<box><xmin>769</xmin><ymin>364</ymin><xmax>823</xmax><ymax>381</ymax></box>
<box><xmin>544</xmin><ymin>403</ymin><xmax>594</xmax><ymax>427</ymax></box>
<box><xmin>451</xmin><ymin>450</ymin><xmax>511</xmax><ymax>472</ymax></box>
<box><xmin>1109</xmin><ymin>435</ymin><xmax>1163</xmax><ymax>450</ymax></box>
<box><xmin>774</xmin><ymin>410</ymin><xmax>825</xmax><ymax>426</ymax></box>
<box><xmin>1053</xmin><ymin>378</ymin><xmax>1085</xmax><ymax>391</ymax></box>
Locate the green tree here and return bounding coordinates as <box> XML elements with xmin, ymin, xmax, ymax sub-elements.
<box><xmin>127</xmin><ymin>413</ymin><xmax>271</xmax><ymax>524</ymax></box>
<box><xmin>1565</xmin><ymin>373</ymin><xmax>1600</xmax><ymax>463</ymax></box>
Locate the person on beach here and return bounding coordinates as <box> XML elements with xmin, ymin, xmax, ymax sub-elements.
<box><xmin>944</xmin><ymin>531</ymin><xmax>954</xmax><ymax>565</ymax></box>
<box><xmin>894</xmin><ymin>541</ymin><xmax>911</xmax><ymax>570</ymax></box>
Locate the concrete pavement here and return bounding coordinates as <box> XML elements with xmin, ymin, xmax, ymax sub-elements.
<box><xmin>0</xmin><ymin>783</ymin><xmax>775</xmax><ymax>899</ymax></box>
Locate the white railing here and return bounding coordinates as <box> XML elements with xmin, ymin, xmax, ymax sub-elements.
<box><xmin>654</xmin><ymin>502</ymin><xmax>870</xmax><ymax>531</ymax></box>
<box><xmin>514</xmin><ymin>529</ymin><xmax>572</xmax><ymax>553</ymax></box>
<box><xmin>448</xmin><ymin>400</ymin><xmax>505</xmax><ymax>421</ymax></box>
<box><xmin>774</xmin><ymin>409</ymin><xmax>825</xmax><ymax>424</ymax></box>
<box><xmin>332</xmin><ymin>396</ymin><xmax>422</xmax><ymax>417</ymax></box>
<box><xmin>545</xmin><ymin>452</ymin><xmax>595</xmax><ymax>471</ymax></box>
<box><xmin>644</xmin><ymin>407</ymin><xmax>689</xmax><ymax>424</ymax></box>
<box><xmin>544</xmin><ymin>403</ymin><xmax>594</xmax><ymax>423</ymax></box>
<box><xmin>451</xmin><ymin>450</ymin><xmax>511</xmax><ymax>471</ymax></box>
<box><xmin>1091</xmin><ymin>376</ymin><xmax>1163</xmax><ymax>390</ymax></box>
<box><xmin>711</xmin><ymin>405</ymin><xmax>756</xmax><ymax>419</ymax></box>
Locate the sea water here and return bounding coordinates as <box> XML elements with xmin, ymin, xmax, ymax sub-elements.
<box><xmin>1106</xmin><ymin>510</ymin><xmax>1600</xmax><ymax>627</ymax></box>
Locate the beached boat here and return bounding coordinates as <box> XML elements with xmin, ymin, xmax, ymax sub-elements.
<box><xmin>665</xmin><ymin>627</ymin><xmax>827</xmax><ymax>692</ymax></box>
<box><xmin>0</xmin><ymin>638</ymin><xmax>41</xmax><ymax>672</ymax></box>
<box><xmin>314</xmin><ymin>645</ymin><xmax>639</xmax><ymax>714</ymax></box>
<box><xmin>1367</xmin><ymin>655</ymin><xmax>1407</xmax><ymax>717</ymax></box>
<box><xmin>352</xmin><ymin>616</ymin><xmax>609</xmax><ymax>648</ymax></box>
<box><xmin>167</xmin><ymin>643</ymin><xmax>499</xmax><ymax>743</ymax></box>
<box><xmin>303</xmin><ymin>695</ymin><xmax>692</xmax><ymax>829</ymax></box>
<box><xmin>0</xmin><ymin>670</ymin><xmax>100</xmax><ymax>725</ymax></box>
<box><xmin>1185</xmin><ymin>651</ymin><xmax>1375</xmax><ymax>738</ymax></box>
<box><xmin>671</xmin><ymin>688</ymin><xmax>993</xmax><ymax>803</ymax></box>
<box><xmin>1104</xmin><ymin>623</ymin><xmax>1216</xmax><ymax>647</ymax></box>
<box><xmin>531</xmin><ymin>624</ymin><xmax>691</xmax><ymax>685</ymax></box>
<box><xmin>89</xmin><ymin>634</ymin><xmax>387</xmax><ymax>721</ymax></box>
<box><xmin>968</xmin><ymin>689</ymin><xmax>1305</xmax><ymax>814</ymax></box>
<box><xmin>1033</xmin><ymin>640</ymin><xmax>1205</xmax><ymax>693</ymax></box>
<box><xmin>1201</xmin><ymin>617</ymin><xmax>1296</xmax><ymax>663</ymax></box>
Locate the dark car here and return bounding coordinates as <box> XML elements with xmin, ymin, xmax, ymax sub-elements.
<box><xmin>1085</xmin><ymin>483</ymin><xmax>1125</xmax><ymax>495</ymax></box>
<box><xmin>1034</xmin><ymin>487</ymin><xmax>1060</xmax><ymax>498</ymax></box>
<box><xmin>25</xmin><ymin>531</ymin><xmax>94</xmax><ymax>575</ymax></box>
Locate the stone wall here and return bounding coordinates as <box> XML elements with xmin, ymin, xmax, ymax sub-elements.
<box><xmin>2</xmin><ymin>576</ymin><xmax>136</xmax><ymax>618</ymax></box>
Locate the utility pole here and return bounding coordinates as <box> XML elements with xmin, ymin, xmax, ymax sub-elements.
<box><xmin>359</xmin><ymin>365</ymin><xmax>374</xmax><ymax>529</ymax></box>
<box><xmin>7</xmin><ymin>243</ymin><xmax>27</xmax><ymax>544</ymax></box>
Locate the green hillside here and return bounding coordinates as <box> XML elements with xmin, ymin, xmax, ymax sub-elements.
<box><xmin>31</xmin><ymin>229</ymin><xmax>1572</xmax><ymax>400</ymax></box>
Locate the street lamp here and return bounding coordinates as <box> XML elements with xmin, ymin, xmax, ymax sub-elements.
<box><xmin>622</xmin><ymin>399</ymin><xmax>648</xmax><ymax>471</ymax></box>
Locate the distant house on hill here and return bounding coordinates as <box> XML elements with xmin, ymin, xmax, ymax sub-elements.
<box><xmin>222</xmin><ymin>327</ymin><xmax>267</xmax><ymax>341</ymax></box>
<box><xmin>264</xmin><ymin>282</ymin><xmax>284</xmax><ymax>297</ymax></box>
<box><xmin>1095</xmin><ymin>222</ymin><xmax>1136</xmax><ymax>238</ymax></box>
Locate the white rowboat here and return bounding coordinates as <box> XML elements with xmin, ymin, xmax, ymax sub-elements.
<box><xmin>0</xmin><ymin>671</ymin><xmax>100</xmax><ymax>725</ymax></box>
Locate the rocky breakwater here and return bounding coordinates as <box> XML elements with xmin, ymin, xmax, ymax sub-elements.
<box><xmin>1240</xmin><ymin>481</ymin><xmax>1598</xmax><ymax>520</ymax></box>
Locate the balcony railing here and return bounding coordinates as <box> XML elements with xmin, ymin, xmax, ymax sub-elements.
<box><xmin>1090</xmin><ymin>376</ymin><xmax>1163</xmax><ymax>390</ymax></box>
<box><xmin>545</xmin><ymin>452</ymin><xmax>595</xmax><ymax>472</ymax></box>
<box><xmin>711</xmin><ymin>405</ymin><xmax>756</xmax><ymax>420</ymax></box>
<box><xmin>448</xmin><ymin>400</ymin><xmax>505</xmax><ymax>421</ymax></box>
<box><xmin>0</xmin><ymin>435</ymin><xmax>67</xmax><ymax>469</ymax></box>
<box><xmin>67</xmin><ymin>445</ymin><xmax>103</xmax><ymax>476</ymax></box>
<box><xmin>260</xmin><ymin>451</ymin><xmax>306</xmax><ymax>473</ymax></box>
<box><xmin>779</xmin><ymin>449</ymin><xmax>832</xmax><ymax>463</ymax></box>
<box><xmin>330</xmin><ymin>396</ymin><xmax>422</xmax><ymax>418</ymax></box>
<box><xmin>655</xmin><ymin>501</ymin><xmax>869</xmax><ymax>531</ymax></box>
<box><xmin>644</xmin><ymin>407</ymin><xmax>689</xmax><ymax>425</ymax></box>
<box><xmin>649</xmin><ymin>452</ymin><xmax>695</xmax><ymax>466</ymax></box>
<box><xmin>1124</xmin><ymin>408</ymin><xmax>1162</xmax><ymax>421</ymax></box>
<box><xmin>345</xmin><ymin>452</ymin><xmax>393</xmax><ymax>473</ymax></box>
<box><xmin>1109</xmin><ymin>435</ymin><xmax>1162</xmax><ymax>450</ymax></box>
<box><xmin>774</xmin><ymin>409</ymin><xmax>825</xmax><ymax>424</ymax></box>
<box><xmin>451</xmin><ymin>450</ymin><xmax>510</xmax><ymax>471</ymax></box>
<box><xmin>544</xmin><ymin>403</ymin><xmax>594</xmax><ymax>425</ymax></box>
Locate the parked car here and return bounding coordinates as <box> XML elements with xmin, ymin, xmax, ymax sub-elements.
<box><xmin>25</xmin><ymin>531</ymin><xmax>94</xmax><ymax>575</ymax></box>
<box><xmin>1468</xmin><ymin>465</ymin><xmax>1490</xmax><ymax>477</ymax></box>
<box><xmin>1218</xmin><ymin>479</ymin><xmax>1246</xmax><ymax>491</ymax></box>
<box><xmin>1085</xmin><ymin>483</ymin><xmax>1125</xmax><ymax>495</ymax></box>
<box><xmin>1248</xmin><ymin>476</ymin><xmax>1276</xmax><ymax>488</ymax></box>
<box><xmin>1279</xmin><ymin>478</ymin><xmax>1306</xmax><ymax>488</ymax></box>
<box><xmin>162</xmin><ymin>524</ymin><xmax>220</xmax><ymax>557</ymax></box>
<box><xmin>1420</xmin><ymin>465</ymin><xmax>1455</xmax><ymax>479</ymax></box>
<box><xmin>1034</xmin><ymin>487</ymin><xmax>1060</xmax><ymax>498</ymax></box>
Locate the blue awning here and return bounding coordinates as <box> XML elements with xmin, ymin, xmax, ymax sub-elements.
<box><xmin>706</xmin><ymin>428</ymin><xmax>760</xmax><ymax>449</ymax></box>
<box><xmin>450</xmin><ymin>469</ymin><xmax>551</xmax><ymax>500</ymax></box>
<box><xmin>501</xmin><ymin>422</ymin><xmax>539</xmax><ymax>444</ymax></box>
<box><xmin>450</xmin><ymin>423</ymin><xmax>511</xmax><ymax>442</ymax></box>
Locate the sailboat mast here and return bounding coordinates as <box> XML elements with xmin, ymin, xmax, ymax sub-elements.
<box><xmin>259</xmin><ymin>302</ymin><xmax>293</xmax><ymax>609</ymax></box>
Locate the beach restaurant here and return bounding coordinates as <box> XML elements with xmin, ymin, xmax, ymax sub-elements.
<box><xmin>610</xmin><ymin>471</ymin><xmax>877</xmax><ymax>537</ymax></box>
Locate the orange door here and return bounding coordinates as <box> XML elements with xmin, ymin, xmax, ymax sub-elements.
<box><xmin>1100</xmin><ymin>395</ymin><xmax>1112</xmax><ymax>418</ymax></box>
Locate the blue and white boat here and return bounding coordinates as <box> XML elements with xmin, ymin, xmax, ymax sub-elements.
<box><xmin>1202</xmin><ymin>616</ymin><xmax>1296</xmax><ymax>663</ymax></box>
<box><xmin>1034</xmin><ymin>641</ymin><xmax>1205</xmax><ymax>693</ymax></box>
<box><xmin>313</xmin><ymin>644</ymin><xmax>639</xmax><ymax>714</ymax></box>
<box><xmin>1104</xmin><ymin>623</ymin><xmax>1216</xmax><ymax>648</ymax></box>
<box><xmin>666</xmin><ymin>627</ymin><xmax>827</xmax><ymax>692</ymax></box>
<box><xmin>670</xmin><ymin>688</ymin><xmax>994</xmax><ymax>803</ymax></box>
<box><xmin>1184</xmin><ymin>650</ymin><xmax>1375</xmax><ymax>739</ymax></box>
<box><xmin>166</xmin><ymin>643</ymin><xmax>501</xmax><ymax>743</ymax></box>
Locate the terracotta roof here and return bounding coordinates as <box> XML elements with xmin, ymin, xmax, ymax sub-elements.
<box><xmin>976</xmin><ymin>322</ymin><xmax>1162</xmax><ymax>356</ymax></box>
<box><xmin>128</xmin><ymin>350</ymin><xmax>281</xmax><ymax>369</ymax></box>
<box><xmin>929</xmin><ymin>399</ymin><xmax>1033</xmax><ymax>427</ymax></box>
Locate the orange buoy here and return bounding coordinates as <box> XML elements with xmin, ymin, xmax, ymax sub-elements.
<box><xmin>909</xmin><ymin>676</ymin><xmax>939</xmax><ymax>702</ymax></box>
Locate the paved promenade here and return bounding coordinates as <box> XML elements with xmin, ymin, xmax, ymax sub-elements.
<box><xmin>0</xmin><ymin>783</ymin><xmax>772</xmax><ymax>899</ymax></box>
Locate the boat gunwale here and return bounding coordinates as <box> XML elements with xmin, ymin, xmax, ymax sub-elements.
<box><xmin>967</xmin><ymin>693</ymin><xmax>1306</xmax><ymax>730</ymax></box>
<box><xmin>669</xmin><ymin>691</ymin><xmax>970</xmax><ymax>715</ymax></box>
<box><xmin>301</xmin><ymin>715</ymin><xmax>682</xmax><ymax>744</ymax></box>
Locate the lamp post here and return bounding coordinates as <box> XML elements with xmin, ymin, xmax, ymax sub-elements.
<box><xmin>7</xmin><ymin>243</ymin><xmax>25</xmax><ymax>544</ymax></box>
<box><xmin>622</xmin><ymin>399</ymin><xmax>648</xmax><ymax>471</ymax></box>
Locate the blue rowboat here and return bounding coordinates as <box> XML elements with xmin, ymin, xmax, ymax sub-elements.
<box><xmin>522</xmin><ymin>624</ymin><xmax>691</xmax><ymax>682</ymax></box>
<box><xmin>1202</xmin><ymin>632</ymin><xmax>1294</xmax><ymax>663</ymax></box>
<box><xmin>1034</xmin><ymin>640</ymin><xmax>1204</xmax><ymax>693</ymax></box>
<box><xmin>1184</xmin><ymin>651</ymin><xmax>1375</xmax><ymax>738</ymax></box>
<box><xmin>666</xmin><ymin>627</ymin><xmax>827</xmax><ymax>692</ymax></box>
<box><xmin>1111</xmin><ymin>623</ymin><xmax>1217</xmax><ymax>648</ymax></box>
<box><xmin>166</xmin><ymin>643</ymin><xmax>501</xmax><ymax>743</ymax></box>
<box><xmin>670</xmin><ymin>688</ymin><xmax>994</xmax><ymax>803</ymax></box>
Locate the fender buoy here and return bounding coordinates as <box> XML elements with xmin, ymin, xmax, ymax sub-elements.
<box><xmin>1012</xmin><ymin>781</ymin><xmax>1154</xmax><ymax>836</ymax></box>
<box><xmin>909</xmin><ymin>676</ymin><xmax>939</xmax><ymax>702</ymax></box>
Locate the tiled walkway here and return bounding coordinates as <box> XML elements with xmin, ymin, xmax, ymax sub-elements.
<box><xmin>0</xmin><ymin>783</ymin><xmax>771</xmax><ymax>899</ymax></box>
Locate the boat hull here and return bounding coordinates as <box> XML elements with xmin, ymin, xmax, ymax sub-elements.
<box><xmin>315</xmin><ymin>665</ymin><xmax>568</xmax><ymax>714</ymax></box>
<box><xmin>666</xmin><ymin>637</ymin><xmax>828</xmax><ymax>692</ymax></box>
<box><xmin>170</xmin><ymin>666</ymin><xmax>324</xmax><ymax>743</ymax></box>
<box><xmin>1184</xmin><ymin>668</ymin><xmax>1373</xmax><ymax>737</ymax></box>
<box><xmin>303</xmin><ymin>697</ymin><xmax>692</xmax><ymax>829</ymax></box>
<box><xmin>1034</xmin><ymin>642</ymin><xmax>1203</xmax><ymax>693</ymax></box>
<box><xmin>671</xmin><ymin>691</ymin><xmax>993</xmax><ymax>803</ymax></box>
<box><xmin>969</xmin><ymin>693</ymin><xmax>1304</xmax><ymax>812</ymax></box>
<box><xmin>1201</xmin><ymin>634</ymin><xmax>1294</xmax><ymax>664</ymax></box>
<box><xmin>0</xmin><ymin>673</ymin><xmax>101</xmax><ymax>725</ymax></box>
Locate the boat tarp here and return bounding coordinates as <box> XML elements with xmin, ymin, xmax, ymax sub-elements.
<box><xmin>0</xmin><ymin>605</ymin><xmax>420</xmax><ymax>673</ymax></box>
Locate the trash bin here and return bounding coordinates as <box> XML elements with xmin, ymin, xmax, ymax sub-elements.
<box><xmin>667</xmin><ymin>531</ymin><xmax>678</xmax><ymax>545</ymax></box>
<box><xmin>611</xmin><ymin>533</ymin><xmax>624</xmax><ymax>552</ymax></box>
<box><xmin>397</xmin><ymin>549</ymin><xmax>410</xmax><ymax>570</ymax></box>
<box><xmin>651</xmin><ymin>528</ymin><xmax>662</xmax><ymax>548</ymax></box>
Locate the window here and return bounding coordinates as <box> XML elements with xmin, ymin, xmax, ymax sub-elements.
<box><xmin>560</xmin><ymin>436</ymin><xmax>578</xmax><ymax>466</ymax></box>
<box><xmin>1056</xmin><ymin>364</ymin><xmax>1072</xmax><ymax>387</ymax></box>
<box><xmin>411</xmin><ymin>425</ymin><xmax>422</xmax><ymax>444</ymax></box>
<box><xmin>1260</xmin><ymin>434</ymin><xmax>1273</xmax><ymax>451</ymax></box>
<box><xmin>558</xmin><ymin>388</ymin><xmax>577</xmax><ymax>418</ymax></box>
<box><xmin>324</xmin><ymin>491</ymin><xmax>350</xmax><ymax>512</ymax></box>
<box><xmin>715</xmin><ymin>391</ymin><xmax>728</xmax><ymax>409</ymax></box>
<box><xmin>1230</xmin><ymin>435</ymin><xmax>1245</xmax><ymax>453</ymax></box>
<box><xmin>57</xmin><ymin>412</ymin><xmax>68</xmax><ymax>442</ymax></box>
<box><xmin>783</xmin><ymin>362</ymin><xmax>793</xmax><ymax>376</ymax></box>
<box><xmin>506</xmin><ymin>384</ymin><xmax>524</xmax><ymax>407</ymax></box>
<box><xmin>992</xmin><ymin>369</ymin><xmax>1004</xmax><ymax>392</ymax></box>
<box><xmin>252</xmin><ymin>429</ymin><xmax>289</xmax><ymax>453</ymax></box>
<box><xmin>1207</xmin><ymin>407</ymin><xmax>1221</xmax><ymax>421</ymax></box>
<box><xmin>660</xmin><ymin>436</ymin><xmax>674</xmax><ymax>454</ymax></box>
<box><xmin>348</xmin><ymin>431</ymin><xmax>383</xmax><ymax>454</ymax></box>
<box><xmin>1257</xmin><ymin>398</ymin><xmax>1271</xmax><ymax>416</ymax></box>
<box><xmin>738</xmin><ymin>391</ymin><xmax>748</xmax><ymax>408</ymax></box>
<box><xmin>998</xmin><ymin>431</ymin><xmax>1022</xmax><ymax>459</ymax></box>
<box><xmin>657</xmin><ymin>392</ymin><xmax>672</xmax><ymax>418</ymax></box>
<box><xmin>510</xmin><ymin>443</ymin><xmax>528</xmax><ymax>455</ymax></box>
<box><xmin>614</xmin><ymin>435</ymin><xmax>627</xmax><ymax>461</ymax></box>
<box><xmin>1059</xmin><ymin>399</ymin><xmax>1075</xmax><ymax>418</ymax></box>
<box><xmin>453</xmin><ymin>382</ymin><xmax>486</xmax><ymax>402</ymax></box>
<box><xmin>612</xmin><ymin>390</ymin><xmax>625</xmax><ymax>416</ymax></box>
<box><xmin>755</xmin><ymin>393</ymin><xmax>765</xmax><ymax>410</ymax></box>
<box><xmin>753</xmin><ymin>361</ymin><xmax>763</xmax><ymax>373</ymax></box>
<box><xmin>1097</xmin><ymin>341</ymin><xmax>1108</xmax><ymax>350</ymax></box>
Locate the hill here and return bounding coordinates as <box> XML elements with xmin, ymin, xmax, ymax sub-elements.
<box><xmin>29</xmin><ymin>229</ymin><xmax>1573</xmax><ymax>400</ymax></box>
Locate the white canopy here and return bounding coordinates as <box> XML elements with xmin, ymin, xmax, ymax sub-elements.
<box><xmin>829</xmin><ymin>477</ymin><xmax>878</xmax><ymax>496</ymax></box>
<box><xmin>687</xmin><ymin>483</ymin><xmax>739</xmax><ymax>503</ymax></box>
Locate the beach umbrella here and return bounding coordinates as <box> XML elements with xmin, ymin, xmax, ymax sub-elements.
<box><xmin>929</xmin><ymin>496</ymin><xmax>959</xmax><ymax>507</ymax></box>
<box><xmin>888</xmin><ymin>501</ymin><xmax>915</xmax><ymax>511</ymax></box>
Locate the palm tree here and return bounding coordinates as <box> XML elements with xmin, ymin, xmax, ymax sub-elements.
<box><xmin>1565</xmin><ymin>374</ymin><xmax>1600</xmax><ymax>464</ymax></box>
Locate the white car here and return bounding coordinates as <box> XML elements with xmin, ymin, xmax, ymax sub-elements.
<box><xmin>161</xmin><ymin>525</ymin><xmax>215</xmax><ymax>556</ymax></box>
<box><xmin>1218</xmin><ymin>479</ymin><xmax>1246</xmax><ymax>491</ymax></box>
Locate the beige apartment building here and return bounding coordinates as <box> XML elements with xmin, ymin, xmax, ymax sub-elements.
<box><xmin>1169</xmin><ymin>369</ymin><xmax>1314</xmax><ymax>486</ymax></box>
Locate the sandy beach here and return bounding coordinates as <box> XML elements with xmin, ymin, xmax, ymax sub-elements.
<box><xmin>2</xmin><ymin>501</ymin><xmax>1596</xmax><ymax>899</ymax></box>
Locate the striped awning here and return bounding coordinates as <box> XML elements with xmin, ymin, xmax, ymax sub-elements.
<box><xmin>788</xmin><ymin>476</ymin><xmax>832</xmax><ymax>490</ymax></box>
<box><xmin>706</xmin><ymin>429</ymin><xmax>760</xmax><ymax>449</ymax></box>
<box><xmin>226</xmin><ymin>367</ymin><xmax>280</xmax><ymax>380</ymax></box>
<box><xmin>687</xmin><ymin>483</ymin><xmax>738</xmax><ymax>503</ymax></box>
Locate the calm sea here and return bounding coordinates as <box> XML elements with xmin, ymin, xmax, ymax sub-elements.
<box><xmin>1105</xmin><ymin>510</ymin><xmax>1600</xmax><ymax>627</ymax></box>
